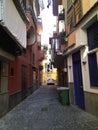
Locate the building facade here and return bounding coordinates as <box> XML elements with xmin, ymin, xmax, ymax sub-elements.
<box><xmin>64</xmin><ymin>0</ymin><xmax>98</xmax><ymax>117</ymax></box>
<box><xmin>0</xmin><ymin>0</ymin><xmax>44</xmax><ymax>117</ymax></box>
<box><xmin>50</xmin><ymin>0</ymin><xmax>98</xmax><ymax>117</ymax></box>
<box><xmin>0</xmin><ymin>0</ymin><xmax>28</xmax><ymax>117</ymax></box>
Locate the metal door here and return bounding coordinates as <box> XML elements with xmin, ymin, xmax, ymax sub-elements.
<box><xmin>72</xmin><ymin>51</ymin><xmax>85</xmax><ymax>109</ymax></box>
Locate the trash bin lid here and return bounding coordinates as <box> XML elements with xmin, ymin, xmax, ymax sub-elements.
<box><xmin>57</xmin><ymin>87</ymin><xmax>69</xmax><ymax>90</ymax></box>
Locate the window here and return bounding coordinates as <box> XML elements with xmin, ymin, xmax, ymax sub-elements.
<box><xmin>67</xmin><ymin>0</ymin><xmax>82</xmax><ymax>33</ymax></box>
<box><xmin>88</xmin><ymin>53</ymin><xmax>98</xmax><ymax>87</ymax></box>
<box><xmin>70</xmin><ymin>14</ymin><xmax>75</xmax><ymax>31</ymax></box>
<box><xmin>87</xmin><ymin>22</ymin><xmax>98</xmax><ymax>50</ymax></box>
<box><xmin>74</xmin><ymin>0</ymin><xmax>82</xmax><ymax>23</ymax></box>
<box><xmin>87</xmin><ymin>22</ymin><xmax>98</xmax><ymax>87</ymax></box>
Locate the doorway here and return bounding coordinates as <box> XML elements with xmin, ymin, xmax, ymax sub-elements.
<box><xmin>72</xmin><ymin>51</ymin><xmax>85</xmax><ymax>109</ymax></box>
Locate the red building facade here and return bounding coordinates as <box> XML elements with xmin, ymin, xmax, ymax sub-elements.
<box><xmin>0</xmin><ymin>0</ymin><xmax>44</xmax><ymax>116</ymax></box>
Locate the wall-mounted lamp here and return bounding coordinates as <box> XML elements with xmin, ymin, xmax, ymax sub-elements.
<box><xmin>82</xmin><ymin>61</ymin><xmax>87</xmax><ymax>65</ymax></box>
<box><xmin>69</xmin><ymin>65</ymin><xmax>71</xmax><ymax>69</ymax></box>
<box><xmin>63</xmin><ymin>68</ymin><xmax>67</xmax><ymax>72</ymax></box>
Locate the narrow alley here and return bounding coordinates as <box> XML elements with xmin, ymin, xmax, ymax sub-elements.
<box><xmin>0</xmin><ymin>86</ymin><xmax>98</xmax><ymax>130</ymax></box>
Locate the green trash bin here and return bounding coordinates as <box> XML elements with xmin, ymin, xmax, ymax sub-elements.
<box><xmin>57</xmin><ymin>87</ymin><xmax>69</xmax><ymax>105</ymax></box>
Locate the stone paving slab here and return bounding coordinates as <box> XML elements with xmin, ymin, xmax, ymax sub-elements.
<box><xmin>0</xmin><ymin>86</ymin><xmax>98</xmax><ymax>130</ymax></box>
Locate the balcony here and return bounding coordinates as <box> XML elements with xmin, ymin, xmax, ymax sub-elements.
<box><xmin>58</xmin><ymin>5</ymin><xmax>65</xmax><ymax>20</ymax></box>
<box><xmin>49</xmin><ymin>36</ymin><xmax>67</xmax><ymax>68</ymax></box>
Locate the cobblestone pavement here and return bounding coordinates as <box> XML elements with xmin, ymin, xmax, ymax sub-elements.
<box><xmin>0</xmin><ymin>86</ymin><xmax>98</xmax><ymax>130</ymax></box>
